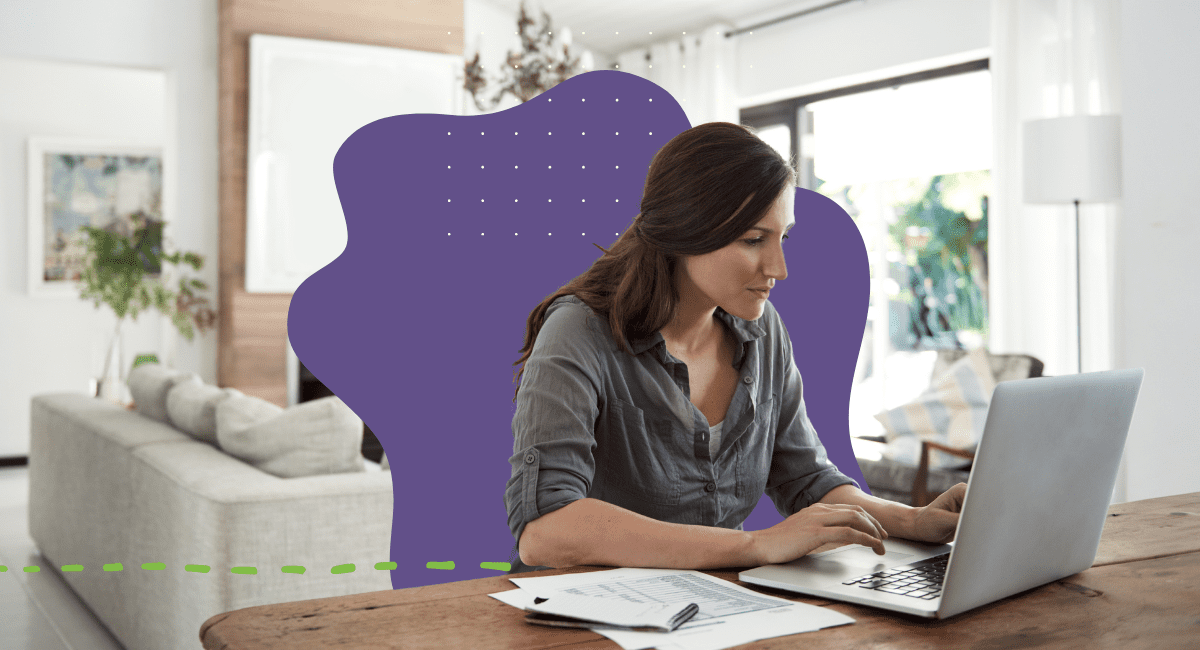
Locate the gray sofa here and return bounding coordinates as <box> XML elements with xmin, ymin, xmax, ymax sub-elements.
<box><xmin>29</xmin><ymin>393</ymin><xmax>393</xmax><ymax>650</ymax></box>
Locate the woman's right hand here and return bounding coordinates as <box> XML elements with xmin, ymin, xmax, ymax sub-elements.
<box><xmin>748</xmin><ymin>503</ymin><xmax>888</xmax><ymax>566</ymax></box>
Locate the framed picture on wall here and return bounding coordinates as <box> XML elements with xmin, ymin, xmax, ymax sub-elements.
<box><xmin>26</xmin><ymin>137</ymin><xmax>164</xmax><ymax>297</ymax></box>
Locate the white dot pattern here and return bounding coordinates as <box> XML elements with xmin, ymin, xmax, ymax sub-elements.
<box><xmin>439</xmin><ymin>91</ymin><xmax>661</xmax><ymax>237</ymax></box>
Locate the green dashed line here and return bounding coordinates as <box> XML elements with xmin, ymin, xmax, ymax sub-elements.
<box><xmin>0</xmin><ymin>566</ymin><xmax>7</xmax><ymax>572</ymax></box>
<box><xmin>480</xmin><ymin>562</ymin><xmax>511</xmax><ymax>572</ymax></box>
<box><xmin>24</xmin><ymin>566</ymin><xmax>40</xmax><ymax>573</ymax></box>
<box><xmin>104</xmin><ymin>563</ymin><xmax>123</xmax><ymax>572</ymax></box>
<box><xmin>426</xmin><ymin>561</ymin><xmax>455</xmax><ymax>570</ymax></box>
<box><xmin>282</xmin><ymin>566</ymin><xmax>306</xmax><ymax>574</ymax></box>
<box><xmin>142</xmin><ymin>562</ymin><xmax>166</xmax><ymax>571</ymax></box>
<box><xmin>375</xmin><ymin>562</ymin><xmax>397</xmax><ymax>571</ymax></box>
<box><xmin>331</xmin><ymin>564</ymin><xmax>355</xmax><ymax>574</ymax></box>
<box><xmin>61</xmin><ymin>565</ymin><xmax>84</xmax><ymax>572</ymax></box>
<box><xmin>185</xmin><ymin>565</ymin><xmax>210</xmax><ymax>573</ymax></box>
<box><xmin>231</xmin><ymin>567</ymin><xmax>257</xmax><ymax>575</ymax></box>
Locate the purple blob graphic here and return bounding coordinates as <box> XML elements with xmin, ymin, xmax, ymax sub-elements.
<box><xmin>288</xmin><ymin>70</ymin><xmax>869</xmax><ymax>590</ymax></box>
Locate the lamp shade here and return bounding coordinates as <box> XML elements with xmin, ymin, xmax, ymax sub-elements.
<box><xmin>1023</xmin><ymin>115</ymin><xmax>1122</xmax><ymax>204</ymax></box>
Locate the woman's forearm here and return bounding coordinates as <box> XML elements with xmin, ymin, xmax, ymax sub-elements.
<box><xmin>519</xmin><ymin>498</ymin><xmax>759</xmax><ymax>569</ymax></box>
<box><xmin>818</xmin><ymin>484</ymin><xmax>919</xmax><ymax>539</ymax></box>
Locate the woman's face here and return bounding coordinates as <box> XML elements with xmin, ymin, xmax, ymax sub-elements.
<box><xmin>678</xmin><ymin>188</ymin><xmax>795</xmax><ymax>322</ymax></box>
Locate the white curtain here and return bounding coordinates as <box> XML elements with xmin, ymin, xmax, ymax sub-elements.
<box><xmin>990</xmin><ymin>0</ymin><xmax>1121</xmax><ymax>375</ymax></box>
<box><xmin>990</xmin><ymin>0</ymin><xmax>1124</xmax><ymax>501</ymax></box>
<box><xmin>615</xmin><ymin>23</ymin><xmax>737</xmax><ymax>127</ymax></box>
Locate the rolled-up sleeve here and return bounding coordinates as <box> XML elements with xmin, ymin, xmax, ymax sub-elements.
<box><xmin>764</xmin><ymin>318</ymin><xmax>859</xmax><ymax>517</ymax></box>
<box><xmin>506</xmin><ymin>300</ymin><xmax>602</xmax><ymax>545</ymax></box>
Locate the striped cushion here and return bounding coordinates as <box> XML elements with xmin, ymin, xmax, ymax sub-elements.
<box><xmin>874</xmin><ymin>347</ymin><xmax>996</xmax><ymax>469</ymax></box>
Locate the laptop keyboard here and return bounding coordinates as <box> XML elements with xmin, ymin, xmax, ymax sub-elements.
<box><xmin>840</xmin><ymin>553</ymin><xmax>950</xmax><ymax>600</ymax></box>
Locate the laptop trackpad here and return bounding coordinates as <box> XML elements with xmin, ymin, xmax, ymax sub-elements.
<box><xmin>815</xmin><ymin>545</ymin><xmax>915</xmax><ymax>569</ymax></box>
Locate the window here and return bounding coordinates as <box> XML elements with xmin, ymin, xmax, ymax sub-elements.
<box><xmin>743</xmin><ymin>61</ymin><xmax>991</xmax><ymax>440</ymax></box>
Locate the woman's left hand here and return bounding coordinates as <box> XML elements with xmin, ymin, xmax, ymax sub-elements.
<box><xmin>907</xmin><ymin>483</ymin><xmax>967</xmax><ymax>544</ymax></box>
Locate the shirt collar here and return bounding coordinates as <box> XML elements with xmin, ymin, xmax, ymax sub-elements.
<box><xmin>628</xmin><ymin>305</ymin><xmax>767</xmax><ymax>357</ymax></box>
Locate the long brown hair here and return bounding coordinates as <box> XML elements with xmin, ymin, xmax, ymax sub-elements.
<box><xmin>512</xmin><ymin>122</ymin><xmax>796</xmax><ymax>401</ymax></box>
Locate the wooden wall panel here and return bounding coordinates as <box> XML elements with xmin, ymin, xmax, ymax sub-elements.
<box><xmin>218</xmin><ymin>0</ymin><xmax>462</xmax><ymax>404</ymax></box>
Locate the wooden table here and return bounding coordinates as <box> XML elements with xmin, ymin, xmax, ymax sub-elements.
<box><xmin>201</xmin><ymin>493</ymin><xmax>1200</xmax><ymax>649</ymax></box>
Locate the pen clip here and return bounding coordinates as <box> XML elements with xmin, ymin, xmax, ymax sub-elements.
<box><xmin>667</xmin><ymin>603</ymin><xmax>700</xmax><ymax>632</ymax></box>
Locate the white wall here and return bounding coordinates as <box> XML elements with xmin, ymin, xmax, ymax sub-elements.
<box><xmin>0</xmin><ymin>57</ymin><xmax>166</xmax><ymax>456</ymax></box>
<box><xmin>0</xmin><ymin>0</ymin><xmax>218</xmax><ymax>457</ymax></box>
<box><xmin>1117</xmin><ymin>0</ymin><xmax>1200</xmax><ymax>501</ymax></box>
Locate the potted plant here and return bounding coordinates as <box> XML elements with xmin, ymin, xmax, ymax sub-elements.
<box><xmin>79</xmin><ymin>216</ymin><xmax>216</xmax><ymax>402</ymax></box>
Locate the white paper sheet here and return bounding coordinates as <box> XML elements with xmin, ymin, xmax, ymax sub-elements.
<box><xmin>492</xmin><ymin>568</ymin><xmax>854</xmax><ymax>650</ymax></box>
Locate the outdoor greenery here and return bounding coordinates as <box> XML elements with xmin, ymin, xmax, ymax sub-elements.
<box><xmin>818</xmin><ymin>170</ymin><xmax>990</xmax><ymax>349</ymax></box>
<box><xmin>891</xmin><ymin>173</ymin><xmax>988</xmax><ymax>343</ymax></box>
<box><xmin>79</xmin><ymin>221</ymin><xmax>216</xmax><ymax>342</ymax></box>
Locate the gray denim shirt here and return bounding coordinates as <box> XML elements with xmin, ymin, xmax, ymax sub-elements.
<box><xmin>505</xmin><ymin>294</ymin><xmax>857</xmax><ymax>568</ymax></box>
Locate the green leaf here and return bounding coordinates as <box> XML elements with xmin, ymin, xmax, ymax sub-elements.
<box><xmin>77</xmin><ymin>221</ymin><xmax>215</xmax><ymax>340</ymax></box>
<box><xmin>173</xmin><ymin>314</ymin><xmax>195</xmax><ymax>341</ymax></box>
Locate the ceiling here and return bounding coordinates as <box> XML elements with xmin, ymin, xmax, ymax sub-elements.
<box><xmin>478</xmin><ymin>0</ymin><xmax>866</xmax><ymax>59</ymax></box>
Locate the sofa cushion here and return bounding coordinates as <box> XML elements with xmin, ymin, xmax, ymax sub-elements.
<box><xmin>128</xmin><ymin>364</ymin><xmax>199</xmax><ymax>424</ymax></box>
<box><xmin>931</xmin><ymin>350</ymin><xmax>1040</xmax><ymax>384</ymax></box>
<box><xmin>166</xmin><ymin>381</ymin><xmax>243</xmax><ymax>445</ymax></box>
<box><xmin>216</xmin><ymin>394</ymin><xmax>365</xmax><ymax>478</ymax></box>
<box><xmin>875</xmin><ymin>346</ymin><xmax>996</xmax><ymax>468</ymax></box>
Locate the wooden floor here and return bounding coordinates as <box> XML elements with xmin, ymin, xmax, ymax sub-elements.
<box><xmin>0</xmin><ymin>467</ymin><xmax>125</xmax><ymax>650</ymax></box>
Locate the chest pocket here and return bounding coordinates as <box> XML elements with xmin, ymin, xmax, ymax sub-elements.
<box><xmin>594</xmin><ymin>397</ymin><xmax>681</xmax><ymax>506</ymax></box>
<box><xmin>736</xmin><ymin>398</ymin><xmax>776</xmax><ymax>499</ymax></box>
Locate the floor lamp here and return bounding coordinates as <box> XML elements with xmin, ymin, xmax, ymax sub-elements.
<box><xmin>1022</xmin><ymin>115</ymin><xmax>1122</xmax><ymax>374</ymax></box>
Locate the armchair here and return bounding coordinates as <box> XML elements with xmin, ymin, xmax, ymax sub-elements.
<box><xmin>855</xmin><ymin>349</ymin><xmax>1044</xmax><ymax>506</ymax></box>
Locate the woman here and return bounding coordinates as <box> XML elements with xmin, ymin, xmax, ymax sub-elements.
<box><xmin>505</xmin><ymin>122</ymin><xmax>964</xmax><ymax>573</ymax></box>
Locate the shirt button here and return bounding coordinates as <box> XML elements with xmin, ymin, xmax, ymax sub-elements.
<box><xmin>524</xmin><ymin>453</ymin><xmax>535</xmax><ymax>464</ymax></box>
<box><xmin>705</xmin><ymin>482</ymin><xmax>716</xmax><ymax>493</ymax></box>
<box><xmin>743</xmin><ymin>375</ymin><xmax>753</xmax><ymax>384</ymax></box>
<box><xmin>699</xmin><ymin>432</ymin><xmax>708</xmax><ymax>441</ymax></box>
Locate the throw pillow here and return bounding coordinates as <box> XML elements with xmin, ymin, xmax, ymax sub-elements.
<box><xmin>874</xmin><ymin>346</ymin><xmax>997</xmax><ymax>469</ymax></box>
<box><xmin>127</xmin><ymin>363</ymin><xmax>199</xmax><ymax>424</ymax></box>
<box><xmin>216</xmin><ymin>394</ymin><xmax>365</xmax><ymax>478</ymax></box>
<box><xmin>166</xmin><ymin>380</ymin><xmax>243</xmax><ymax>445</ymax></box>
<box><xmin>931</xmin><ymin>349</ymin><xmax>1035</xmax><ymax>384</ymax></box>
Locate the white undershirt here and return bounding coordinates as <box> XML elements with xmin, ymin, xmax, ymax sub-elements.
<box><xmin>709</xmin><ymin>419</ymin><xmax>724</xmax><ymax>458</ymax></box>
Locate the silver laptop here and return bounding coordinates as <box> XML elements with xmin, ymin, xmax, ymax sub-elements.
<box><xmin>739</xmin><ymin>368</ymin><xmax>1144</xmax><ymax>619</ymax></box>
